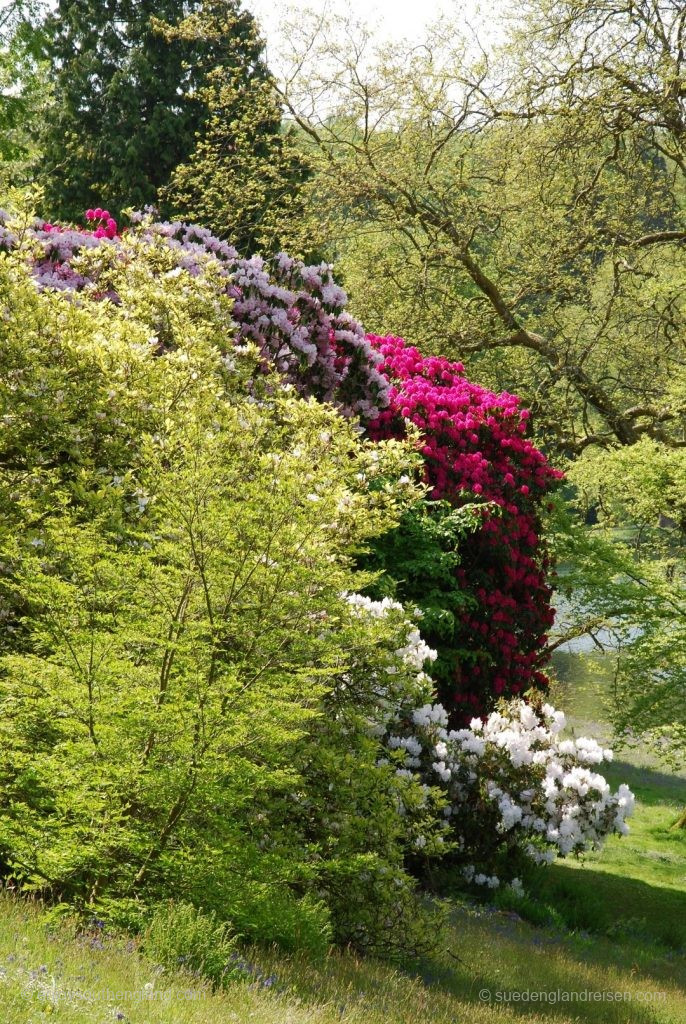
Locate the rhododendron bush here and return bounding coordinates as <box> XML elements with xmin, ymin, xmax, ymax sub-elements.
<box><xmin>318</xmin><ymin>596</ymin><xmax>634</xmax><ymax>896</ymax></box>
<box><xmin>366</xmin><ymin>337</ymin><xmax>563</xmax><ymax>721</ymax></box>
<box><xmin>1</xmin><ymin>206</ymin><xmax>561</xmax><ymax>721</ymax></box>
<box><xmin>0</xmin><ymin>208</ymin><xmax>389</xmax><ymax>420</ymax></box>
<box><xmin>0</xmin><ymin>202</ymin><xmax>633</xmax><ymax>954</ymax></box>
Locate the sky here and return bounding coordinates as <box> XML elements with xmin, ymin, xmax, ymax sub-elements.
<box><xmin>245</xmin><ymin>0</ymin><xmax>460</xmax><ymax>40</ymax></box>
<box><xmin>244</xmin><ymin>0</ymin><xmax>487</xmax><ymax>69</ymax></box>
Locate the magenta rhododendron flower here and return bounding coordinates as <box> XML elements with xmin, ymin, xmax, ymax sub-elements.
<box><xmin>366</xmin><ymin>335</ymin><xmax>562</xmax><ymax>722</ymax></box>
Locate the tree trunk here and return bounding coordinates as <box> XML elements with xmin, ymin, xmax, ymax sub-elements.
<box><xmin>671</xmin><ymin>808</ymin><xmax>686</xmax><ymax>830</ymax></box>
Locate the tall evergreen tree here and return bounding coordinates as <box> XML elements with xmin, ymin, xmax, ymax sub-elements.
<box><xmin>39</xmin><ymin>0</ymin><xmax>267</xmax><ymax>221</ymax></box>
<box><xmin>160</xmin><ymin>1</ymin><xmax>312</xmax><ymax>255</ymax></box>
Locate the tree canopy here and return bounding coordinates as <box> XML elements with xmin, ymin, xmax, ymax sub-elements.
<box><xmin>38</xmin><ymin>0</ymin><xmax>270</xmax><ymax>221</ymax></box>
<box><xmin>276</xmin><ymin>2</ymin><xmax>686</xmax><ymax>456</ymax></box>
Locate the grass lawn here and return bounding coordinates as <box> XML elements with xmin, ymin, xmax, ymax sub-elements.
<box><xmin>1</xmin><ymin>648</ymin><xmax>683</xmax><ymax>1023</ymax></box>
<box><xmin>525</xmin><ymin>652</ymin><xmax>686</xmax><ymax>951</ymax></box>
<box><xmin>1</xmin><ymin>891</ymin><xmax>685</xmax><ymax>1024</ymax></box>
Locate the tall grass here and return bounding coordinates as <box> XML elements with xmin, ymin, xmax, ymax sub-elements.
<box><xmin>0</xmin><ymin>891</ymin><xmax>684</xmax><ymax>1024</ymax></box>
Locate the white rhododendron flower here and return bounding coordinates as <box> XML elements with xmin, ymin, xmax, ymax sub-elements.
<box><xmin>343</xmin><ymin>594</ymin><xmax>634</xmax><ymax>886</ymax></box>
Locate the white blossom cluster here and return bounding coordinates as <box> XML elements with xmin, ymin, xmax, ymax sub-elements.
<box><xmin>387</xmin><ymin>695</ymin><xmax>634</xmax><ymax>878</ymax></box>
<box><xmin>345</xmin><ymin>595</ymin><xmax>635</xmax><ymax>887</ymax></box>
<box><xmin>343</xmin><ymin>592</ymin><xmax>437</xmax><ymax>717</ymax></box>
<box><xmin>344</xmin><ymin>593</ymin><xmax>405</xmax><ymax>618</ymax></box>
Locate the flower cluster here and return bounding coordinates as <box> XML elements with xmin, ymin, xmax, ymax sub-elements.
<box><xmin>136</xmin><ymin>218</ymin><xmax>390</xmax><ymax>419</ymax></box>
<box><xmin>0</xmin><ymin>208</ymin><xmax>388</xmax><ymax>420</ymax></box>
<box><xmin>366</xmin><ymin>335</ymin><xmax>563</xmax><ymax>721</ymax></box>
<box><xmin>345</xmin><ymin>596</ymin><xmax>633</xmax><ymax>889</ymax></box>
<box><xmin>84</xmin><ymin>207</ymin><xmax>119</xmax><ymax>239</ymax></box>
<box><xmin>342</xmin><ymin>593</ymin><xmax>438</xmax><ymax>742</ymax></box>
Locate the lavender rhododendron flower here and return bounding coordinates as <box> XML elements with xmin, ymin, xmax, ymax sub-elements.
<box><xmin>1</xmin><ymin>208</ymin><xmax>390</xmax><ymax>422</ymax></box>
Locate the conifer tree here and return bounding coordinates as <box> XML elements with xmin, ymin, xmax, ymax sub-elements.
<box><xmin>39</xmin><ymin>0</ymin><xmax>267</xmax><ymax>221</ymax></box>
<box><xmin>160</xmin><ymin>1</ymin><xmax>312</xmax><ymax>255</ymax></box>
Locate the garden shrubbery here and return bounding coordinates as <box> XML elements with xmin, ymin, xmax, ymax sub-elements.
<box><xmin>2</xmin><ymin>207</ymin><xmax>560</xmax><ymax>715</ymax></box>
<box><xmin>0</xmin><ymin>204</ymin><xmax>633</xmax><ymax>963</ymax></box>
<box><xmin>366</xmin><ymin>335</ymin><xmax>562</xmax><ymax>722</ymax></box>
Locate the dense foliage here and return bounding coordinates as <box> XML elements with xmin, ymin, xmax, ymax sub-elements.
<box><xmin>0</xmin><ymin>202</ymin><xmax>632</xmax><ymax>955</ymax></box>
<box><xmin>0</xmin><ymin>222</ymin><xmax>440</xmax><ymax>952</ymax></box>
<box><xmin>1</xmin><ymin>210</ymin><xmax>561</xmax><ymax>719</ymax></box>
<box><xmin>0</xmin><ymin>209</ymin><xmax>390</xmax><ymax>420</ymax></box>
<box><xmin>1</xmin><ymin>0</ymin><xmax>676</xmax><ymax>986</ymax></box>
<box><xmin>159</xmin><ymin>1</ymin><xmax>312</xmax><ymax>255</ymax></box>
<box><xmin>366</xmin><ymin>336</ymin><xmax>561</xmax><ymax>721</ymax></box>
<box><xmin>38</xmin><ymin>0</ymin><xmax>277</xmax><ymax>223</ymax></box>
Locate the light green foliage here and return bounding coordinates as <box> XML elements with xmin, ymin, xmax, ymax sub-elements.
<box><xmin>563</xmin><ymin>442</ymin><xmax>686</xmax><ymax>769</ymax></box>
<box><xmin>159</xmin><ymin>2</ymin><xmax>312</xmax><ymax>255</ymax></box>
<box><xmin>0</xmin><ymin>2</ymin><xmax>50</xmax><ymax>186</ymax></box>
<box><xmin>279</xmin><ymin>3</ymin><xmax>686</xmax><ymax>455</ymax></box>
<box><xmin>158</xmin><ymin>1</ymin><xmax>311</xmax><ymax>254</ymax></box>
<box><xmin>0</xmin><ymin>228</ymin><xmax>443</xmax><ymax>952</ymax></box>
<box><xmin>273</xmin><ymin>0</ymin><xmax>686</xmax><ymax>781</ymax></box>
<box><xmin>143</xmin><ymin>902</ymin><xmax>239</xmax><ymax>986</ymax></box>
<box><xmin>165</xmin><ymin>72</ymin><xmax>313</xmax><ymax>257</ymax></box>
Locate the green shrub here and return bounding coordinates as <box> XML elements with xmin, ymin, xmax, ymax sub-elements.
<box><xmin>0</xmin><ymin>233</ymin><xmax>444</xmax><ymax>958</ymax></box>
<box><xmin>144</xmin><ymin>902</ymin><xmax>239</xmax><ymax>987</ymax></box>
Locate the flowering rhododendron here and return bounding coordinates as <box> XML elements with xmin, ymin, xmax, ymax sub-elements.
<box><xmin>0</xmin><ymin>202</ymin><xmax>634</xmax><ymax>918</ymax></box>
<box><xmin>367</xmin><ymin>335</ymin><xmax>563</xmax><ymax>721</ymax></box>
<box><xmin>2</xmin><ymin>204</ymin><xmax>562</xmax><ymax>720</ymax></box>
<box><xmin>0</xmin><ymin>208</ymin><xmax>388</xmax><ymax>421</ymax></box>
<box><xmin>347</xmin><ymin>596</ymin><xmax>634</xmax><ymax>887</ymax></box>
<box><xmin>0</xmin><ymin>207</ymin><xmax>121</xmax><ymax>292</ymax></box>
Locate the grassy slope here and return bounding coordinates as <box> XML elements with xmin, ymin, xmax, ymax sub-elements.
<box><xmin>1</xmin><ymin>893</ymin><xmax>685</xmax><ymax>1024</ymax></box>
<box><xmin>2</xmin><ymin>650</ymin><xmax>684</xmax><ymax>1023</ymax></box>
<box><xmin>541</xmin><ymin>653</ymin><xmax>686</xmax><ymax>950</ymax></box>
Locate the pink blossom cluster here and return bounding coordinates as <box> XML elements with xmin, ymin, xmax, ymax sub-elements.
<box><xmin>0</xmin><ymin>207</ymin><xmax>388</xmax><ymax>420</ymax></box>
<box><xmin>0</xmin><ymin>208</ymin><xmax>121</xmax><ymax>292</ymax></box>
<box><xmin>366</xmin><ymin>335</ymin><xmax>563</xmax><ymax>722</ymax></box>
<box><xmin>84</xmin><ymin>207</ymin><xmax>119</xmax><ymax>239</ymax></box>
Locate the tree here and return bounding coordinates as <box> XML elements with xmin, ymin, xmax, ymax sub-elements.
<box><xmin>272</xmin><ymin>3</ymin><xmax>686</xmax><ymax>777</ymax></box>
<box><xmin>564</xmin><ymin>439</ymin><xmax>686</xmax><ymax>793</ymax></box>
<box><xmin>0</xmin><ymin>0</ymin><xmax>50</xmax><ymax>183</ymax></box>
<box><xmin>38</xmin><ymin>0</ymin><xmax>269</xmax><ymax>222</ymax></box>
<box><xmin>275</xmin><ymin>5</ymin><xmax>686</xmax><ymax>457</ymax></box>
<box><xmin>159</xmin><ymin>1</ymin><xmax>313</xmax><ymax>255</ymax></box>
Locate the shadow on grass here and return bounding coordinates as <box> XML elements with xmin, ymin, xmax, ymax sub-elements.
<box><xmin>527</xmin><ymin>863</ymin><xmax>686</xmax><ymax>953</ymax></box>
<box><xmin>399</xmin><ymin>900</ymin><xmax>685</xmax><ymax>1024</ymax></box>
<box><xmin>603</xmin><ymin>760</ymin><xmax>686</xmax><ymax>807</ymax></box>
